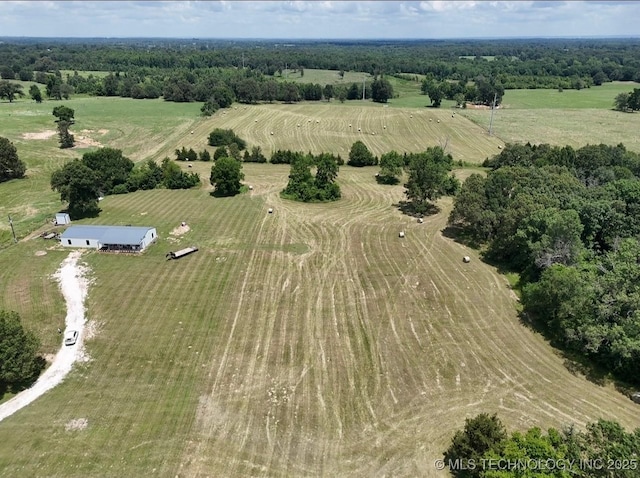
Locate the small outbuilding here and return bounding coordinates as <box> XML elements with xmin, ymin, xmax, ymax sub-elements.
<box><xmin>60</xmin><ymin>225</ymin><xmax>157</xmax><ymax>252</ymax></box>
<box><xmin>55</xmin><ymin>213</ymin><xmax>71</xmax><ymax>225</ymax></box>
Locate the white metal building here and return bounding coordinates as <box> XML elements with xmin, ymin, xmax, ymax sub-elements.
<box><xmin>55</xmin><ymin>213</ymin><xmax>71</xmax><ymax>225</ymax></box>
<box><xmin>60</xmin><ymin>225</ymin><xmax>157</xmax><ymax>252</ymax></box>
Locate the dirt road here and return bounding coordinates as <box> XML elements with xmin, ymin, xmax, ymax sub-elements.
<box><xmin>0</xmin><ymin>251</ymin><xmax>90</xmax><ymax>422</ymax></box>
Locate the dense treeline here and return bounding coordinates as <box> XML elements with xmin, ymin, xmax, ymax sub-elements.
<box><xmin>449</xmin><ymin>143</ymin><xmax>640</xmax><ymax>384</ymax></box>
<box><xmin>1</xmin><ymin>38</ymin><xmax>640</xmax><ymax>85</ymax></box>
<box><xmin>1</xmin><ymin>39</ymin><xmax>639</xmax><ymax>109</ymax></box>
<box><xmin>443</xmin><ymin>413</ymin><xmax>640</xmax><ymax>478</ymax></box>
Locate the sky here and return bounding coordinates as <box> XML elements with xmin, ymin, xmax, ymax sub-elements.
<box><xmin>1</xmin><ymin>1</ymin><xmax>639</xmax><ymax>40</ymax></box>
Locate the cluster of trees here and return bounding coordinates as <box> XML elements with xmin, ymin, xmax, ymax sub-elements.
<box><xmin>0</xmin><ymin>310</ymin><xmax>44</xmax><ymax>393</ymax></box>
<box><xmin>422</xmin><ymin>77</ymin><xmax>505</xmax><ymax>107</ymax></box>
<box><xmin>449</xmin><ymin>142</ymin><xmax>640</xmax><ymax>384</ymax></box>
<box><xmin>282</xmin><ymin>153</ymin><xmax>341</xmax><ymax>202</ymax></box>
<box><xmin>208</xmin><ymin>128</ymin><xmax>247</xmax><ymax>150</ymax></box>
<box><xmin>2</xmin><ymin>38</ymin><xmax>639</xmax><ymax>88</ymax></box>
<box><xmin>50</xmin><ymin>148</ymin><xmax>200</xmax><ymax>218</ymax></box>
<box><xmin>614</xmin><ymin>88</ymin><xmax>640</xmax><ymax>112</ymax></box>
<box><xmin>444</xmin><ymin>413</ymin><xmax>640</xmax><ymax>478</ymax></box>
<box><xmin>0</xmin><ymin>137</ymin><xmax>26</xmax><ymax>183</ymax></box>
<box><xmin>6</xmin><ymin>39</ymin><xmax>638</xmax><ymax>112</ymax></box>
<box><xmin>403</xmin><ymin>147</ymin><xmax>459</xmax><ymax>214</ymax></box>
<box><xmin>175</xmin><ymin>146</ymin><xmax>211</xmax><ymax>162</ymax></box>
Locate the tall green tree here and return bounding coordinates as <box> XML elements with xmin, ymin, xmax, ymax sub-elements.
<box><xmin>348</xmin><ymin>141</ymin><xmax>377</xmax><ymax>167</ymax></box>
<box><xmin>50</xmin><ymin>160</ymin><xmax>101</xmax><ymax>219</ymax></box>
<box><xmin>0</xmin><ymin>137</ymin><xmax>26</xmax><ymax>182</ymax></box>
<box><xmin>377</xmin><ymin>151</ymin><xmax>404</xmax><ymax>184</ymax></box>
<box><xmin>404</xmin><ymin>147</ymin><xmax>454</xmax><ymax>213</ymax></box>
<box><xmin>0</xmin><ymin>80</ymin><xmax>24</xmax><ymax>103</ymax></box>
<box><xmin>443</xmin><ymin>413</ymin><xmax>507</xmax><ymax>478</ymax></box>
<box><xmin>81</xmin><ymin>147</ymin><xmax>135</xmax><ymax>194</ymax></box>
<box><xmin>371</xmin><ymin>76</ymin><xmax>393</xmax><ymax>103</ymax></box>
<box><xmin>209</xmin><ymin>157</ymin><xmax>244</xmax><ymax>196</ymax></box>
<box><xmin>0</xmin><ymin>310</ymin><xmax>44</xmax><ymax>390</ymax></box>
<box><xmin>422</xmin><ymin>79</ymin><xmax>444</xmax><ymax>107</ymax></box>
<box><xmin>29</xmin><ymin>84</ymin><xmax>42</xmax><ymax>103</ymax></box>
<box><xmin>52</xmin><ymin>105</ymin><xmax>75</xmax><ymax>148</ymax></box>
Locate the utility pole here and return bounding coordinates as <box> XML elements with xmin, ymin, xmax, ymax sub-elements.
<box><xmin>488</xmin><ymin>92</ymin><xmax>497</xmax><ymax>136</ymax></box>
<box><xmin>8</xmin><ymin>215</ymin><xmax>17</xmax><ymax>243</ymax></box>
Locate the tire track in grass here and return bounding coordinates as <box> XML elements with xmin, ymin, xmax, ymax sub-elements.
<box><xmin>174</xmin><ymin>168</ymin><xmax>640</xmax><ymax>477</ymax></box>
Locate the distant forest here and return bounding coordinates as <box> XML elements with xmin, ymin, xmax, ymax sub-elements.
<box><xmin>1</xmin><ymin>37</ymin><xmax>639</xmax><ymax>109</ymax></box>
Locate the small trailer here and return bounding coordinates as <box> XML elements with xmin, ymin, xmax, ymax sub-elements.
<box><xmin>166</xmin><ymin>246</ymin><xmax>199</xmax><ymax>260</ymax></box>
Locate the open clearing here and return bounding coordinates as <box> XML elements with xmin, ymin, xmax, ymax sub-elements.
<box><xmin>2</xmin><ymin>91</ymin><xmax>640</xmax><ymax>476</ymax></box>
<box><xmin>176</xmin><ymin>103</ymin><xmax>502</xmax><ymax>164</ymax></box>
<box><xmin>0</xmin><ymin>166</ymin><xmax>639</xmax><ymax>477</ymax></box>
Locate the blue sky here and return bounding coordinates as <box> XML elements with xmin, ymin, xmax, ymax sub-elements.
<box><xmin>1</xmin><ymin>1</ymin><xmax>639</xmax><ymax>39</ymax></box>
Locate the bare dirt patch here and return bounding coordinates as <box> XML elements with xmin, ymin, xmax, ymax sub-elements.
<box><xmin>35</xmin><ymin>250</ymin><xmax>47</xmax><ymax>256</ymax></box>
<box><xmin>65</xmin><ymin>418</ymin><xmax>88</xmax><ymax>431</ymax></box>
<box><xmin>73</xmin><ymin>135</ymin><xmax>103</xmax><ymax>149</ymax></box>
<box><xmin>21</xmin><ymin>130</ymin><xmax>57</xmax><ymax>140</ymax></box>
<box><xmin>170</xmin><ymin>223</ymin><xmax>191</xmax><ymax>236</ymax></box>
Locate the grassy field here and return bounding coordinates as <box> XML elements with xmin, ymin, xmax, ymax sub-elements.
<box><xmin>501</xmin><ymin>82</ymin><xmax>635</xmax><ymax>109</ymax></box>
<box><xmin>1</xmin><ymin>91</ymin><xmax>640</xmax><ymax>476</ymax></box>
<box><xmin>1</xmin><ymin>165</ymin><xmax>640</xmax><ymax>477</ymax></box>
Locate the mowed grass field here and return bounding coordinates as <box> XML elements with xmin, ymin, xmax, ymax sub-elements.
<box><xmin>460</xmin><ymin>82</ymin><xmax>640</xmax><ymax>152</ymax></box>
<box><xmin>1</xmin><ymin>90</ymin><xmax>640</xmax><ymax>476</ymax></box>
<box><xmin>1</xmin><ymin>166</ymin><xmax>640</xmax><ymax>477</ymax></box>
<box><xmin>0</xmin><ymin>96</ymin><xmax>500</xmax><ymax>249</ymax></box>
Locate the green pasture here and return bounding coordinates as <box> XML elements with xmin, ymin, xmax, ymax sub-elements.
<box><xmin>2</xmin><ymin>86</ymin><xmax>640</xmax><ymax>475</ymax></box>
<box><xmin>501</xmin><ymin>81</ymin><xmax>636</xmax><ymax>109</ymax></box>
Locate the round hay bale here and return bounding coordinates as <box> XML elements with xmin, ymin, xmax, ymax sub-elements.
<box><xmin>249</xmin><ymin>185</ymin><xmax>253</xmax><ymax>190</ymax></box>
<box><xmin>358</xmin><ymin>128</ymin><xmax>361</xmax><ymax>132</ymax></box>
<box><xmin>371</xmin><ymin>132</ymin><xmax>375</xmax><ymax>135</ymax></box>
<box><xmin>190</xmin><ymin>130</ymin><xmax>194</xmax><ymax>134</ymax></box>
<box><xmin>463</xmin><ymin>256</ymin><xmax>471</xmax><ymax>263</ymax></box>
<box><xmin>188</xmin><ymin>164</ymin><xmax>192</xmax><ymax>168</ymax></box>
<box><xmin>255</xmin><ymin>119</ymin><xmax>258</xmax><ymax>122</ymax></box>
<box><xmin>383</xmin><ymin>125</ymin><xmax>386</xmax><ymax>129</ymax></box>
<box><xmin>498</xmin><ymin>145</ymin><xmax>502</xmax><ymax>149</ymax></box>
<box><xmin>349</xmin><ymin>124</ymin><xmax>352</xmax><ymax>128</ymax></box>
<box><xmin>316</xmin><ymin>120</ymin><xmax>319</xmax><ymax>123</ymax></box>
<box><xmin>270</xmin><ymin>131</ymin><xmax>274</xmax><ymax>135</ymax></box>
<box><xmin>399</xmin><ymin>231</ymin><xmax>405</xmax><ymax>238</ymax></box>
<box><xmin>297</xmin><ymin>124</ymin><xmax>300</xmax><ymax>127</ymax></box>
<box><xmin>437</xmin><ymin>119</ymin><xmax>441</xmax><ymax>123</ymax></box>
<box><xmin>268</xmin><ymin>208</ymin><xmax>273</xmax><ymax>214</ymax></box>
<box><xmin>417</xmin><ymin>218</ymin><xmax>424</xmax><ymax>224</ymax></box>
<box><xmin>410</xmin><ymin>114</ymin><xmax>413</xmax><ymax>118</ymax></box>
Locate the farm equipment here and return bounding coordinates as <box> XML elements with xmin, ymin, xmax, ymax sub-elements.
<box><xmin>166</xmin><ymin>246</ymin><xmax>198</xmax><ymax>260</ymax></box>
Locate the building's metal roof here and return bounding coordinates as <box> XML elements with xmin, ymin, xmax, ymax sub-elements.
<box><xmin>60</xmin><ymin>225</ymin><xmax>155</xmax><ymax>245</ymax></box>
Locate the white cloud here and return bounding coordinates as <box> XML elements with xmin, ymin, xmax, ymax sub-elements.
<box><xmin>0</xmin><ymin>1</ymin><xmax>639</xmax><ymax>39</ymax></box>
